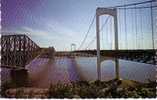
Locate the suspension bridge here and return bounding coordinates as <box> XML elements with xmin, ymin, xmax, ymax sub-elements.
<box><xmin>1</xmin><ymin>0</ymin><xmax>157</xmax><ymax>87</ymax></box>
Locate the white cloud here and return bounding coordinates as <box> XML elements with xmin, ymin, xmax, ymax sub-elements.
<box><xmin>1</xmin><ymin>29</ymin><xmax>24</xmax><ymax>35</ymax></box>
<box><xmin>22</xmin><ymin>26</ymin><xmax>50</xmax><ymax>37</ymax></box>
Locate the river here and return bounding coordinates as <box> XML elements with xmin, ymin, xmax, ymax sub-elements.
<box><xmin>24</xmin><ymin>57</ymin><xmax>155</xmax><ymax>88</ymax></box>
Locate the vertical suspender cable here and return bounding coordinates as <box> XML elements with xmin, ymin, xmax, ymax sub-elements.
<box><xmin>110</xmin><ymin>17</ymin><xmax>112</xmax><ymax>49</ymax></box>
<box><xmin>101</xmin><ymin>18</ymin><xmax>104</xmax><ymax>49</ymax></box>
<box><xmin>124</xmin><ymin>5</ymin><xmax>127</xmax><ymax>50</ymax></box>
<box><xmin>150</xmin><ymin>1</ymin><xmax>155</xmax><ymax>64</ymax></box>
<box><xmin>118</xmin><ymin>10</ymin><xmax>122</xmax><ymax>49</ymax></box>
<box><xmin>140</xmin><ymin>8</ymin><xmax>143</xmax><ymax>49</ymax></box>
<box><xmin>85</xmin><ymin>16</ymin><xmax>110</xmax><ymax>50</ymax></box>
<box><xmin>106</xmin><ymin>21</ymin><xmax>109</xmax><ymax>49</ymax></box>
<box><xmin>107</xmin><ymin>19</ymin><xmax>110</xmax><ymax>49</ymax></box>
<box><xmin>137</xmin><ymin>7</ymin><xmax>140</xmax><ymax>49</ymax></box>
<box><xmin>150</xmin><ymin>1</ymin><xmax>155</xmax><ymax>49</ymax></box>
<box><xmin>135</xmin><ymin>4</ymin><xmax>138</xmax><ymax>50</ymax></box>
<box><xmin>117</xmin><ymin>11</ymin><xmax>121</xmax><ymax>48</ymax></box>
<box><xmin>100</xmin><ymin>16</ymin><xmax>110</xmax><ymax>50</ymax></box>
<box><xmin>131</xmin><ymin>8</ymin><xmax>134</xmax><ymax>50</ymax></box>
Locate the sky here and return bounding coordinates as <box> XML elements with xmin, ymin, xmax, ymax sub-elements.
<box><xmin>2</xmin><ymin>0</ymin><xmax>157</xmax><ymax>51</ymax></box>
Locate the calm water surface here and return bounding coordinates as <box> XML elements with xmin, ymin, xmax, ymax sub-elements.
<box><xmin>1</xmin><ymin>57</ymin><xmax>155</xmax><ymax>88</ymax></box>
<box><xmin>25</xmin><ymin>57</ymin><xmax>155</xmax><ymax>88</ymax></box>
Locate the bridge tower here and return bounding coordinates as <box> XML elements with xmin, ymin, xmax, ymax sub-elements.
<box><xmin>96</xmin><ymin>8</ymin><xmax>119</xmax><ymax>80</ymax></box>
<box><xmin>71</xmin><ymin>43</ymin><xmax>76</xmax><ymax>51</ymax></box>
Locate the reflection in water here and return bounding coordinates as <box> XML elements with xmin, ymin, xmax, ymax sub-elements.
<box><xmin>75</xmin><ymin>57</ymin><xmax>155</xmax><ymax>82</ymax></box>
<box><xmin>1</xmin><ymin>68</ymin><xmax>11</xmax><ymax>84</ymax></box>
<box><xmin>24</xmin><ymin>57</ymin><xmax>156</xmax><ymax>88</ymax></box>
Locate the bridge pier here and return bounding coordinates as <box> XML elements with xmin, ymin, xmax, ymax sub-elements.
<box><xmin>10</xmin><ymin>68</ymin><xmax>29</xmax><ymax>87</ymax></box>
<box><xmin>115</xmin><ymin>59</ymin><xmax>120</xmax><ymax>80</ymax></box>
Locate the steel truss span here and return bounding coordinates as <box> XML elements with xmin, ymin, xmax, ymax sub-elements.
<box><xmin>1</xmin><ymin>34</ymin><xmax>40</xmax><ymax>68</ymax></box>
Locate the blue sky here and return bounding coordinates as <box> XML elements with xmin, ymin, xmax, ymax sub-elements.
<box><xmin>2</xmin><ymin>0</ymin><xmax>157</xmax><ymax>51</ymax></box>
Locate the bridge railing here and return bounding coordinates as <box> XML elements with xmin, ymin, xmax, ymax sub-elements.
<box><xmin>1</xmin><ymin>34</ymin><xmax>40</xmax><ymax>68</ymax></box>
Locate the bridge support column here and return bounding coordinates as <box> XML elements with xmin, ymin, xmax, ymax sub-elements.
<box><xmin>115</xmin><ymin>59</ymin><xmax>120</xmax><ymax>80</ymax></box>
<box><xmin>96</xmin><ymin>12</ymin><xmax>101</xmax><ymax>81</ymax></box>
<box><xmin>11</xmin><ymin>69</ymin><xmax>28</xmax><ymax>87</ymax></box>
<box><xmin>96</xmin><ymin>8</ymin><xmax>120</xmax><ymax>81</ymax></box>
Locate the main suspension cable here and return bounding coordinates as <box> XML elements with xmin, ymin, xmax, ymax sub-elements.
<box><xmin>85</xmin><ymin>16</ymin><xmax>110</xmax><ymax>50</ymax></box>
<box><xmin>78</xmin><ymin>14</ymin><xmax>96</xmax><ymax>50</ymax></box>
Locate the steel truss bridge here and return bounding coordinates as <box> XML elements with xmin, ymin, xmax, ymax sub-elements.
<box><xmin>0</xmin><ymin>1</ymin><xmax>156</xmax><ymax>76</ymax></box>
<box><xmin>1</xmin><ymin>34</ymin><xmax>40</xmax><ymax>68</ymax></box>
<box><xmin>1</xmin><ymin>34</ymin><xmax>156</xmax><ymax>69</ymax></box>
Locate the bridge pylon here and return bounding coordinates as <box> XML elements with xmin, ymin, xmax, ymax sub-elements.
<box><xmin>96</xmin><ymin>8</ymin><xmax>120</xmax><ymax>81</ymax></box>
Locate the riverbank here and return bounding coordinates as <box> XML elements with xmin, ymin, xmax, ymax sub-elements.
<box><xmin>1</xmin><ymin>79</ymin><xmax>156</xmax><ymax>98</ymax></box>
